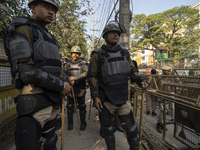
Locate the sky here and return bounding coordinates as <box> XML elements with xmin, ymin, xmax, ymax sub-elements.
<box><xmin>84</xmin><ymin>0</ymin><xmax>199</xmax><ymax>40</ymax></box>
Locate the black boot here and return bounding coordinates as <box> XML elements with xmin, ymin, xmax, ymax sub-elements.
<box><xmin>104</xmin><ymin>134</ymin><xmax>116</xmax><ymax>150</ymax></box>
<box><xmin>100</xmin><ymin>127</ymin><xmax>105</xmax><ymax>138</ymax></box>
<box><xmin>127</xmin><ymin>135</ymin><xmax>139</xmax><ymax>150</ymax></box>
<box><xmin>146</xmin><ymin>111</ymin><xmax>150</xmax><ymax>115</ymax></box>
<box><xmin>156</xmin><ymin>123</ymin><xmax>163</xmax><ymax>133</ymax></box>
<box><xmin>80</xmin><ymin>110</ymin><xmax>87</xmax><ymax>130</ymax></box>
<box><xmin>67</xmin><ymin>104</ymin><xmax>74</xmax><ymax>130</ymax></box>
<box><xmin>161</xmin><ymin>124</ymin><xmax>168</xmax><ymax>131</ymax></box>
<box><xmin>152</xmin><ymin>111</ymin><xmax>157</xmax><ymax>116</ymax></box>
<box><xmin>79</xmin><ymin>104</ymin><xmax>87</xmax><ymax>131</ymax></box>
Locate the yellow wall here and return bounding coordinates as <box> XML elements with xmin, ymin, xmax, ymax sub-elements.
<box><xmin>136</xmin><ymin>53</ymin><xmax>141</xmax><ymax>66</ymax></box>
<box><xmin>148</xmin><ymin>55</ymin><xmax>154</xmax><ymax>65</ymax></box>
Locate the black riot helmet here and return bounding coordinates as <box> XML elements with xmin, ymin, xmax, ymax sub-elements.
<box><xmin>102</xmin><ymin>21</ymin><xmax>126</xmax><ymax>39</ymax></box>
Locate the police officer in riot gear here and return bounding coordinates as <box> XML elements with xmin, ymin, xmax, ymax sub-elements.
<box><xmin>63</xmin><ymin>46</ymin><xmax>88</xmax><ymax>131</ymax></box>
<box><xmin>88</xmin><ymin>21</ymin><xmax>149</xmax><ymax>150</ymax></box>
<box><xmin>6</xmin><ymin>0</ymin><xmax>71</xmax><ymax>149</ymax></box>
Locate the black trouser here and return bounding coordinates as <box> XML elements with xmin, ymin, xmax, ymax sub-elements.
<box><xmin>66</xmin><ymin>93</ymin><xmax>86</xmax><ymax>125</ymax></box>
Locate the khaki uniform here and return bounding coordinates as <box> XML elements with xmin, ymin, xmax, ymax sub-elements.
<box><xmin>146</xmin><ymin>77</ymin><xmax>162</xmax><ymax>112</ymax></box>
<box><xmin>157</xmin><ymin>76</ymin><xmax>174</xmax><ymax>123</ymax></box>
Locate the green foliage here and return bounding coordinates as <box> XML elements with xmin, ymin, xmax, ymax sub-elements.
<box><xmin>0</xmin><ymin>0</ymin><xmax>30</xmax><ymax>32</ymax></box>
<box><xmin>0</xmin><ymin>0</ymin><xmax>89</xmax><ymax>60</ymax></box>
<box><xmin>48</xmin><ymin>0</ymin><xmax>90</xmax><ymax>60</ymax></box>
<box><xmin>130</xmin><ymin>6</ymin><xmax>200</xmax><ymax>58</ymax></box>
<box><xmin>94</xmin><ymin>38</ymin><xmax>105</xmax><ymax>50</ymax></box>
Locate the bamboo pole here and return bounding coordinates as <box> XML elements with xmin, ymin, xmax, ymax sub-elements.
<box><xmin>139</xmin><ymin>92</ymin><xmax>145</xmax><ymax>149</ymax></box>
<box><xmin>133</xmin><ymin>91</ymin><xmax>137</xmax><ymax>119</ymax></box>
<box><xmin>88</xmin><ymin>98</ymin><xmax>92</xmax><ymax>120</ymax></box>
<box><xmin>135</xmin><ymin>91</ymin><xmax>139</xmax><ymax>115</ymax></box>
<box><xmin>71</xmin><ymin>86</ymin><xmax>81</xmax><ymax>136</ymax></box>
<box><xmin>163</xmin><ymin>85</ymin><xmax>166</xmax><ymax>140</ymax></box>
<box><xmin>61</xmin><ymin>96</ymin><xmax>65</xmax><ymax>150</ymax></box>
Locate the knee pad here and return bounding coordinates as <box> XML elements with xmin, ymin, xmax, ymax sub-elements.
<box><xmin>101</xmin><ymin>126</ymin><xmax>116</xmax><ymax>135</ymax></box>
<box><xmin>44</xmin><ymin>134</ymin><xmax>58</xmax><ymax>150</ymax></box>
<box><xmin>78</xmin><ymin>103</ymin><xmax>86</xmax><ymax>110</ymax></box>
<box><xmin>67</xmin><ymin>104</ymin><xmax>74</xmax><ymax>110</ymax></box>
<box><xmin>15</xmin><ymin>117</ymin><xmax>42</xmax><ymax>150</ymax></box>
<box><xmin>127</xmin><ymin>125</ymin><xmax>138</xmax><ymax>138</ymax></box>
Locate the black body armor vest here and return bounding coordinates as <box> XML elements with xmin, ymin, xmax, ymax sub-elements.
<box><xmin>93</xmin><ymin>45</ymin><xmax>131</xmax><ymax>105</ymax></box>
<box><xmin>94</xmin><ymin>47</ymin><xmax>131</xmax><ymax>86</ymax></box>
<box><xmin>33</xmin><ymin>29</ymin><xmax>61</xmax><ymax>76</ymax></box>
<box><xmin>6</xmin><ymin>17</ymin><xmax>62</xmax><ymax>102</ymax></box>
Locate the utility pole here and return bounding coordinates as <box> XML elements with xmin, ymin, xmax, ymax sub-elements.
<box><xmin>119</xmin><ymin>0</ymin><xmax>131</xmax><ymax>50</ymax></box>
<box><xmin>90</xmin><ymin>0</ymin><xmax>100</xmax><ymax>53</ymax></box>
<box><xmin>91</xmin><ymin>0</ymin><xmax>95</xmax><ymax>52</ymax></box>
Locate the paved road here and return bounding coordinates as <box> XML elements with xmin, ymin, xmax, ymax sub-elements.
<box><xmin>4</xmin><ymin>89</ymin><xmax>188</xmax><ymax>150</ymax></box>
<box><xmin>4</xmin><ymin>89</ymin><xmax>129</xmax><ymax>150</ymax></box>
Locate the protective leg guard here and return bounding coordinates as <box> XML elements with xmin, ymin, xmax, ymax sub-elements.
<box><xmin>114</xmin><ymin>114</ymin><xmax>125</xmax><ymax>132</ymax></box>
<box><xmin>15</xmin><ymin>117</ymin><xmax>42</xmax><ymax>150</ymax></box>
<box><xmin>67</xmin><ymin>104</ymin><xmax>74</xmax><ymax>130</ymax></box>
<box><xmin>118</xmin><ymin>111</ymin><xmax>139</xmax><ymax>150</ymax></box>
<box><xmin>101</xmin><ymin>126</ymin><xmax>117</xmax><ymax>150</ymax></box>
<box><xmin>44</xmin><ymin>134</ymin><xmax>58</xmax><ymax>150</ymax></box>
<box><xmin>127</xmin><ymin>125</ymin><xmax>139</xmax><ymax>150</ymax></box>
<box><xmin>78</xmin><ymin>103</ymin><xmax>87</xmax><ymax>130</ymax></box>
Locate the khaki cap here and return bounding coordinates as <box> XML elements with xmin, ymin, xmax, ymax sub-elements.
<box><xmin>162</xmin><ymin>66</ymin><xmax>171</xmax><ymax>70</ymax></box>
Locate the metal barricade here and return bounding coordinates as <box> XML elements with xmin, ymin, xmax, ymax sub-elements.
<box><xmin>130</xmin><ymin>74</ymin><xmax>200</xmax><ymax>150</ymax></box>
<box><xmin>0</xmin><ymin>39</ymin><xmax>19</xmax><ymax>149</ymax></box>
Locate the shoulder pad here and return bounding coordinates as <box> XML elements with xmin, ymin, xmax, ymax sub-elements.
<box><xmin>91</xmin><ymin>48</ymin><xmax>102</xmax><ymax>56</ymax></box>
<box><xmin>80</xmin><ymin>60</ymin><xmax>86</xmax><ymax>64</ymax></box>
<box><xmin>121</xmin><ymin>47</ymin><xmax>129</xmax><ymax>52</ymax></box>
<box><xmin>8</xmin><ymin>17</ymin><xmax>31</xmax><ymax>35</ymax></box>
<box><xmin>9</xmin><ymin>33</ymin><xmax>31</xmax><ymax>63</ymax></box>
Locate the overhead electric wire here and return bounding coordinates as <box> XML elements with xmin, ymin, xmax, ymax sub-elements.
<box><xmin>96</xmin><ymin>0</ymin><xmax>114</xmax><ymax>39</ymax></box>
<box><xmin>95</xmin><ymin>0</ymin><xmax>119</xmax><ymax>48</ymax></box>
<box><xmin>106</xmin><ymin>0</ymin><xmax>119</xmax><ymax>24</ymax></box>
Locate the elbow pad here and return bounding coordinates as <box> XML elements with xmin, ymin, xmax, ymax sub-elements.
<box><xmin>19</xmin><ymin>64</ymin><xmax>64</xmax><ymax>92</ymax></box>
<box><xmin>38</xmin><ymin>71</ymin><xmax>64</xmax><ymax>92</ymax></box>
<box><xmin>9</xmin><ymin>33</ymin><xmax>31</xmax><ymax>63</ymax></box>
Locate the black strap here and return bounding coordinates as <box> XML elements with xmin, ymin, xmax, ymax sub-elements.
<box><xmin>102</xmin><ymin>51</ymin><xmax>110</xmax><ymax>58</ymax></box>
<box><xmin>35</xmin><ymin>59</ymin><xmax>61</xmax><ymax>67</ymax></box>
<box><xmin>108</xmin><ymin>57</ymin><xmax>124</xmax><ymax>62</ymax></box>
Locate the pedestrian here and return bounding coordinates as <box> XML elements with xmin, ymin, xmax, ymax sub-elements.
<box><xmin>6</xmin><ymin>0</ymin><xmax>71</xmax><ymax>149</ymax></box>
<box><xmin>156</xmin><ymin>66</ymin><xmax>173</xmax><ymax>133</ymax></box>
<box><xmin>63</xmin><ymin>46</ymin><xmax>88</xmax><ymax>131</ymax></box>
<box><xmin>88</xmin><ymin>21</ymin><xmax>149</xmax><ymax>150</ymax></box>
<box><xmin>145</xmin><ymin>69</ymin><xmax>159</xmax><ymax>116</ymax></box>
